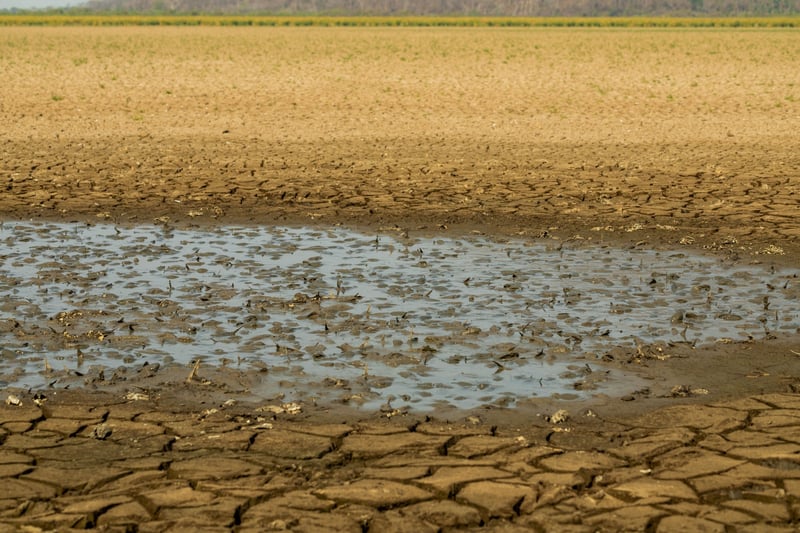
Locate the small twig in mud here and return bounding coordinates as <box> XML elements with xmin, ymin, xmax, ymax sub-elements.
<box><xmin>187</xmin><ymin>359</ymin><xmax>200</xmax><ymax>382</ymax></box>
<box><xmin>791</xmin><ymin>350</ymin><xmax>800</xmax><ymax>357</ymax></box>
<box><xmin>635</xmin><ymin>342</ymin><xmax>646</xmax><ymax>359</ymax></box>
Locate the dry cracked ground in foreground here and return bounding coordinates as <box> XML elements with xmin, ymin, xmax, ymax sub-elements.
<box><xmin>1</xmin><ymin>392</ymin><xmax>800</xmax><ymax>531</ymax></box>
<box><xmin>1</xmin><ymin>26</ymin><xmax>800</xmax><ymax>531</ymax></box>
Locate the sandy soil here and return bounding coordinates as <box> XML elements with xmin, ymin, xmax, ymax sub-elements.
<box><xmin>2</xmin><ymin>27</ymin><xmax>799</xmax><ymax>253</ymax></box>
<box><xmin>1</xmin><ymin>26</ymin><xmax>799</xmax><ymax>530</ymax></box>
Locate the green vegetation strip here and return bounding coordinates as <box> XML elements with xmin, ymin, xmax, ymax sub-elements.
<box><xmin>1</xmin><ymin>15</ymin><xmax>799</xmax><ymax>27</ymax></box>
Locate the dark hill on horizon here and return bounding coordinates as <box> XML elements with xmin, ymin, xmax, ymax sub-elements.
<box><xmin>80</xmin><ymin>0</ymin><xmax>800</xmax><ymax>17</ymax></box>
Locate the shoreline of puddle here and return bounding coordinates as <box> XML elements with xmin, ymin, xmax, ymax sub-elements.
<box><xmin>1</xmin><ymin>219</ymin><xmax>798</xmax><ymax>412</ymax></box>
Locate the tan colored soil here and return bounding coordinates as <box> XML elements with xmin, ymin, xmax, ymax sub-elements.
<box><xmin>2</xmin><ymin>27</ymin><xmax>799</xmax><ymax>254</ymax></box>
<box><xmin>1</xmin><ymin>26</ymin><xmax>800</xmax><ymax>530</ymax></box>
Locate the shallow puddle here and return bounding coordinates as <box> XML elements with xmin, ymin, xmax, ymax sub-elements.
<box><xmin>1</xmin><ymin>221</ymin><xmax>798</xmax><ymax>410</ymax></box>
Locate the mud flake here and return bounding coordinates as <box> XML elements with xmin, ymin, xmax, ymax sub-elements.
<box><xmin>361</xmin><ymin>466</ymin><xmax>430</xmax><ymax>481</ymax></box>
<box><xmin>565</xmin><ymin>490</ymin><xmax>629</xmax><ymax>512</ymax></box>
<box><xmin>609</xmin><ymin>478</ymin><xmax>697</xmax><ymax>501</ymax></box>
<box><xmin>399</xmin><ymin>500</ymin><xmax>482</xmax><ymax>528</ymax></box>
<box><xmin>58</xmin><ymin>494</ymin><xmax>132</xmax><ymax>515</ymax></box>
<box><xmin>249</xmin><ymin>429</ymin><xmax>332</xmax><ymax>460</ymax></box>
<box><xmin>655</xmin><ymin>515</ymin><xmax>725</xmax><ymax>533</ymax></box>
<box><xmin>630</xmin><ymin>405</ymin><xmax>746</xmax><ymax>431</ymax></box>
<box><xmin>750</xmin><ymin>409</ymin><xmax>800</xmax><ymax>430</ymax></box>
<box><xmin>24</xmin><ymin>465</ymin><xmax>128</xmax><ymax>493</ymax></box>
<box><xmin>699</xmin><ymin>507</ymin><xmax>758</xmax><ymax>526</ymax></box>
<box><xmin>726</xmin><ymin>443</ymin><xmax>800</xmax><ymax>461</ymax></box>
<box><xmin>610</xmin><ymin>438</ymin><xmax>686</xmax><ymax>460</ymax></box>
<box><xmin>96</xmin><ymin>500</ymin><xmax>151</xmax><ymax>526</ymax></box>
<box><xmin>86</xmin><ymin>419</ymin><xmax>164</xmax><ymax>442</ymax></box>
<box><xmin>158</xmin><ymin>496</ymin><xmax>245</xmax><ymax>525</ymax></box>
<box><xmin>722</xmin><ymin>500</ymin><xmax>790</xmax><ymax>522</ymax></box>
<box><xmin>654</xmin><ymin>449</ymin><xmax>744</xmax><ymax>480</ymax></box>
<box><xmin>138</xmin><ymin>485</ymin><xmax>216</xmax><ymax>512</ymax></box>
<box><xmin>0</xmin><ymin>405</ymin><xmax>46</xmax><ymax>424</ymax></box>
<box><xmin>0</xmin><ymin>463</ymin><xmax>33</xmax><ymax>479</ymax></box>
<box><xmin>0</xmin><ymin>478</ymin><xmax>59</xmax><ymax>500</ymax></box>
<box><xmin>339</xmin><ymin>433</ymin><xmax>450</xmax><ymax>459</ymax></box>
<box><xmin>583</xmin><ymin>504</ymin><xmax>667</xmax><ymax>531</ymax></box>
<box><xmin>783</xmin><ymin>480</ymin><xmax>800</xmax><ymax>499</ymax></box>
<box><xmin>456</xmin><ymin>480</ymin><xmax>536</xmax><ymax>518</ymax></box>
<box><xmin>367</xmin><ymin>511</ymin><xmax>438</xmax><ymax>532</ymax></box>
<box><xmin>752</xmin><ymin>394</ymin><xmax>800</xmax><ymax>410</ymax></box>
<box><xmin>169</xmin><ymin>457</ymin><xmax>262</xmax><ymax>480</ymax></box>
<box><xmin>690</xmin><ymin>467</ymin><xmax>792</xmax><ymax>494</ymax></box>
<box><xmin>418</xmin><ymin>466</ymin><xmax>515</xmax><ymax>494</ymax></box>
<box><xmin>97</xmin><ymin>470</ymin><xmax>168</xmax><ymax>493</ymax></box>
<box><xmin>446</xmin><ymin>435</ymin><xmax>523</xmax><ymax>458</ymax></box>
<box><xmin>277</xmin><ymin>422</ymin><xmax>353</xmax><ymax>439</ymax></box>
<box><xmin>539</xmin><ymin>450</ymin><xmax>625</xmax><ymax>472</ymax></box>
<box><xmin>314</xmin><ymin>479</ymin><xmax>433</xmax><ymax>508</ymax></box>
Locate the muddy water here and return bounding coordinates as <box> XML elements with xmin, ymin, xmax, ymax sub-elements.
<box><xmin>0</xmin><ymin>221</ymin><xmax>797</xmax><ymax>410</ymax></box>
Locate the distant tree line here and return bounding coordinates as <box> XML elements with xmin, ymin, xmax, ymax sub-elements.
<box><xmin>81</xmin><ymin>0</ymin><xmax>800</xmax><ymax>16</ymax></box>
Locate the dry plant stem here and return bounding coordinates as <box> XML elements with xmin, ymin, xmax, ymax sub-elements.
<box><xmin>187</xmin><ymin>360</ymin><xmax>200</xmax><ymax>382</ymax></box>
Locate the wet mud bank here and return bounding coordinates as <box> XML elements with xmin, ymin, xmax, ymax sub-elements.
<box><xmin>1</xmin><ymin>219</ymin><xmax>798</xmax><ymax>422</ymax></box>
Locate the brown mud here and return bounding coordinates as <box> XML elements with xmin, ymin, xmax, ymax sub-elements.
<box><xmin>1</xmin><ymin>26</ymin><xmax>799</xmax><ymax>530</ymax></box>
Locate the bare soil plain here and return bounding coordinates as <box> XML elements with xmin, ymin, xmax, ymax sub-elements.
<box><xmin>1</xmin><ymin>26</ymin><xmax>800</xmax><ymax>530</ymax></box>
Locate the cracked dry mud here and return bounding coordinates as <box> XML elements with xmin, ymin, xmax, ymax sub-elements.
<box><xmin>1</xmin><ymin>393</ymin><xmax>800</xmax><ymax>531</ymax></box>
<box><xmin>1</xmin><ymin>26</ymin><xmax>800</xmax><ymax>531</ymax></box>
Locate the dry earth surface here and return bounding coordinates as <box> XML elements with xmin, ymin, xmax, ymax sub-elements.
<box><xmin>1</xmin><ymin>26</ymin><xmax>800</xmax><ymax>531</ymax></box>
